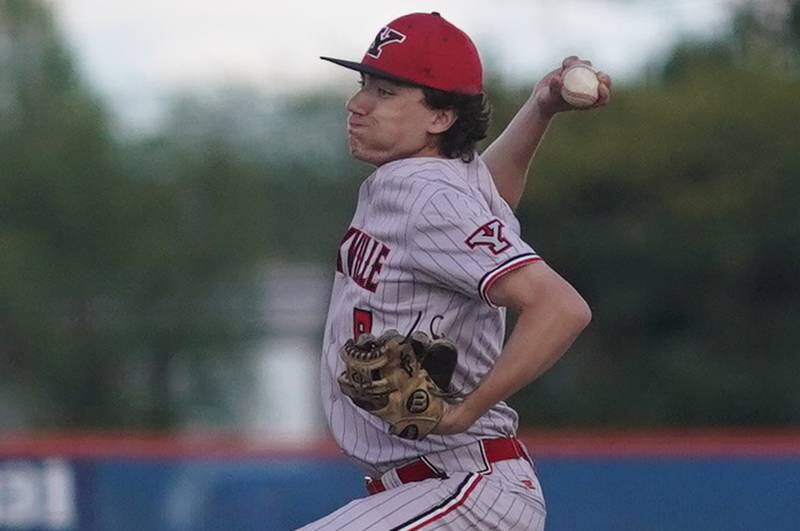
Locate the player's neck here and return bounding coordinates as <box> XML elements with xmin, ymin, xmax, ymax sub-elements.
<box><xmin>375</xmin><ymin>144</ymin><xmax>446</xmax><ymax>167</ymax></box>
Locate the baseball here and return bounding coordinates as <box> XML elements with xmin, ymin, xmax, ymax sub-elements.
<box><xmin>560</xmin><ymin>64</ymin><xmax>600</xmax><ymax>108</ymax></box>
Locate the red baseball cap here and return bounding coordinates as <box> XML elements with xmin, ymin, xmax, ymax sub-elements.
<box><xmin>321</xmin><ymin>12</ymin><xmax>483</xmax><ymax>95</ymax></box>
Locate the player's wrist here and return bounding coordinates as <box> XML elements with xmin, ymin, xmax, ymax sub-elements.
<box><xmin>521</xmin><ymin>93</ymin><xmax>551</xmax><ymax>119</ymax></box>
<box><xmin>520</xmin><ymin>96</ymin><xmax>559</xmax><ymax>130</ymax></box>
<box><xmin>455</xmin><ymin>393</ymin><xmax>492</xmax><ymax>429</ymax></box>
<box><xmin>432</xmin><ymin>401</ymin><xmax>475</xmax><ymax>435</ymax></box>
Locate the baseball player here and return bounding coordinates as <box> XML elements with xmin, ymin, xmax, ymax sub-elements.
<box><xmin>300</xmin><ymin>12</ymin><xmax>611</xmax><ymax>531</ymax></box>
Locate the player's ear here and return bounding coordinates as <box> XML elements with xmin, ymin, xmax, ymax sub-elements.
<box><xmin>427</xmin><ymin>108</ymin><xmax>457</xmax><ymax>135</ymax></box>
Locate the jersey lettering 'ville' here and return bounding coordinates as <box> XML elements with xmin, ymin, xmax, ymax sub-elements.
<box><xmin>336</xmin><ymin>227</ymin><xmax>392</xmax><ymax>293</ymax></box>
<box><xmin>320</xmin><ymin>155</ymin><xmax>542</xmax><ymax>474</ymax></box>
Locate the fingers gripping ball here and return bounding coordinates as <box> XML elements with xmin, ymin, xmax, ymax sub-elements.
<box><xmin>338</xmin><ymin>330</ymin><xmax>453</xmax><ymax>440</ymax></box>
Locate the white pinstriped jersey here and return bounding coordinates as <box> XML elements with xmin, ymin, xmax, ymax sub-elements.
<box><xmin>321</xmin><ymin>154</ymin><xmax>542</xmax><ymax>476</ymax></box>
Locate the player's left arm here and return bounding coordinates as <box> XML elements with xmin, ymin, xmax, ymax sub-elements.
<box><xmin>433</xmin><ymin>260</ymin><xmax>591</xmax><ymax>435</ymax></box>
<box><xmin>480</xmin><ymin>56</ymin><xmax>612</xmax><ymax>210</ymax></box>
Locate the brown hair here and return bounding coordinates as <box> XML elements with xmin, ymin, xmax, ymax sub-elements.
<box><xmin>422</xmin><ymin>88</ymin><xmax>491</xmax><ymax>163</ymax></box>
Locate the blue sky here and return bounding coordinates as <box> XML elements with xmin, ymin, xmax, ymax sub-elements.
<box><xmin>52</xmin><ymin>0</ymin><xmax>742</xmax><ymax>130</ymax></box>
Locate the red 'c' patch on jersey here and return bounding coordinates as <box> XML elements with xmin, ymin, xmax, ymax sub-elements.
<box><xmin>465</xmin><ymin>219</ymin><xmax>512</xmax><ymax>255</ymax></box>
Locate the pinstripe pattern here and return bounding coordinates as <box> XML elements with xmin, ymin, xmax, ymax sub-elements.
<box><xmin>312</xmin><ymin>154</ymin><xmax>547</xmax><ymax>528</ymax></box>
<box><xmin>298</xmin><ymin>459</ymin><xmax>546</xmax><ymax>530</ymax></box>
<box><xmin>391</xmin><ymin>474</ymin><xmax>483</xmax><ymax>530</ymax></box>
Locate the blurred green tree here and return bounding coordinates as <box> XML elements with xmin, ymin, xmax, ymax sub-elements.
<box><xmin>0</xmin><ymin>0</ymin><xmax>270</xmax><ymax>428</ymax></box>
<box><xmin>0</xmin><ymin>0</ymin><xmax>134</xmax><ymax>426</ymax></box>
<box><xmin>505</xmin><ymin>8</ymin><xmax>800</xmax><ymax>426</ymax></box>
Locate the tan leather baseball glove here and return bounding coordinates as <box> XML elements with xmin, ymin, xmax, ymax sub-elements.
<box><xmin>337</xmin><ymin>329</ymin><xmax>457</xmax><ymax>440</ymax></box>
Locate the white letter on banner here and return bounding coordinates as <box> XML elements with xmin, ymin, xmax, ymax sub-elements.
<box><xmin>44</xmin><ymin>459</ymin><xmax>77</xmax><ymax>529</ymax></box>
<box><xmin>3</xmin><ymin>462</ymin><xmax>39</xmax><ymax>527</ymax></box>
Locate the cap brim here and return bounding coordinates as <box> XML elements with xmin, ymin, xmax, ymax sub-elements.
<box><xmin>320</xmin><ymin>56</ymin><xmax>425</xmax><ymax>88</ymax></box>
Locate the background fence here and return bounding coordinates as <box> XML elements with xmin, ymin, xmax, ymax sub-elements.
<box><xmin>1</xmin><ymin>430</ymin><xmax>799</xmax><ymax>531</ymax></box>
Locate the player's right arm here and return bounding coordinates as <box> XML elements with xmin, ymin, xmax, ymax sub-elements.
<box><xmin>481</xmin><ymin>57</ymin><xmax>611</xmax><ymax>210</ymax></box>
<box><xmin>433</xmin><ymin>261</ymin><xmax>591</xmax><ymax>435</ymax></box>
<box><xmin>406</xmin><ymin>182</ymin><xmax>590</xmax><ymax>435</ymax></box>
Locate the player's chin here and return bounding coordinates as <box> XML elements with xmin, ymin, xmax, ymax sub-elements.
<box><xmin>348</xmin><ymin>141</ymin><xmax>380</xmax><ymax>165</ymax></box>
<box><xmin>347</xmin><ymin>140</ymin><xmax>364</xmax><ymax>160</ymax></box>
<box><xmin>347</xmin><ymin>134</ymin><xmax>362</xmax><ymax>154</ymax></box>
<box><xmin>350</xmin><ymin>150</ymin><xmax>384</xmax><ymax>166</ymax></box>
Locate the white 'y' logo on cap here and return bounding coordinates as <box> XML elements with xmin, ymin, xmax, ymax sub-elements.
<box><xmin>366</xmin><ymin>26</ymin><xmax>407</xmax><ymax>58</ymax></box>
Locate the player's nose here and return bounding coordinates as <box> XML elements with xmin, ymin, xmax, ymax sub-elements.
<box><xmin>346</xmin><ymin>88</ymin><xmax>371</xmax><ymax>115</ymax></box>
